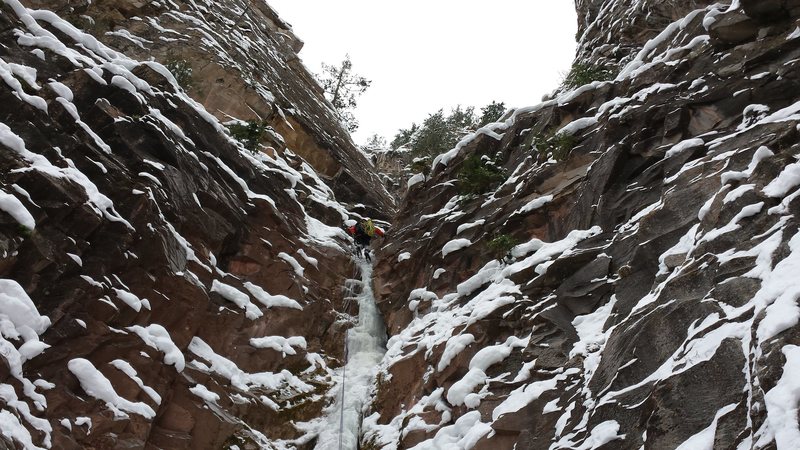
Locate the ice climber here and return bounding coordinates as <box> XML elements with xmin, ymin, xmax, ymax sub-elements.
<box><xmin>346</xmin><ymin>218</ymin><xmax>384</xmax><ymax>261</ymax></box>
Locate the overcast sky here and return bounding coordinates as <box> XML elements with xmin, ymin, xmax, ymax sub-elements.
<box><xmin>266</xmin><ymin>1</ymin><xmax>578</xmax><ymax>144</ymax></box>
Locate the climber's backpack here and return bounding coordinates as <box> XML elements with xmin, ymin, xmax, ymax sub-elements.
<box><xmin>363</xmin><ymin>220</ymin><xmax>376</xmax><ymax>237</ymax></box>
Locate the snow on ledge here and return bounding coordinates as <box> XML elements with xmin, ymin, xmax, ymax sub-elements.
<box><xmin>0</xmin><ymin>191</ymin><xmax>35</xmax><ymax>229</ymax></box>
<box><xmin>442</xmin><ymin>238</ymin><xmax>472</xmax><ymax>257</ymax></box>
<box><xmin>211</xmin><ymin>280</ymin><xmax>262</xmax><ymax>319</ymax></box>
<box><xmin>67</xmin><ymin>358</ymin><xmax>156</xmax><ymax>419</ymax></box>
<box><xmin>126</xmin><ymin>324</ymin><xmax>186</xmax><ymax>372</ymax></box>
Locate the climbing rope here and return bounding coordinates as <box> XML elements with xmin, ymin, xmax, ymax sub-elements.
<box><xmin>338</xmin><ymin>259</ymin><xmax>359</xmax><ymax>449</ymax></box>
<box><xmin>338</xmin><ymin>328</ymin><xmax>349</xmax><ymax>450</ymax></box>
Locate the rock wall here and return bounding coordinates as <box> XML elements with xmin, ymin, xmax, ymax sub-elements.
<box><xmin>29</xmin><ymin>0</ymin><xmax>395</xmax><ymax>219</ymax></box>
<box><xmin>368</xmin><ymin>1</ymin><xmax>800</xmax><ymax>449</ymax></box>
<box><xmin>0</xmin><ymin>0</ymin><xmax>387</xmax><ymax>448</ymax></box>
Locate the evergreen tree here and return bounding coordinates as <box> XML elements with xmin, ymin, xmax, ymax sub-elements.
<box><xmin>318</xmin><ymin>55</ymin><xmax>371</xmax><ymax>132</ymax></box>
<box><xmin>390</xmin><ymin>123</ymin><xmax>418</xmax><ymax>150</ymax></box>
<box><xmin>390</xmin><ymin>105</ymin><xmax>480</xmax><ymax>157</ymax></box>
<box><xmin>412</xmin><ymin>109</ymin><xmax>451</xmax><ymax>157</ymax></box>
<box><xmin>479</xmin><ymin>101</ymin><xmax>506</xmax><ymax>126</ymax></box>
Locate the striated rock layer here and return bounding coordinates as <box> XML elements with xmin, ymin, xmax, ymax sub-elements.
<box><xmin>0</xmin><ymin>0</ymin><xmax>390</xmax><ymax>449</ymax></box>
<box><xmin>369</xmin><ymin>1</ymin><xmax>800</xmax><ymax>449</ymax></box>
<box><xmin>27</xmin><ymin>0</ymin><xmax>395</xmax><ymax>218</ymax></box>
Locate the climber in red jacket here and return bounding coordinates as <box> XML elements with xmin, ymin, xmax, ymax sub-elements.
<box><xmin>346</xmin><ymin>218</ymin><xmax>384</xmax><ymax>261</ymax></box>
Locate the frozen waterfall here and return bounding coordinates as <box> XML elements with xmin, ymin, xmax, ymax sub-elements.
<box><xmin>314</xmin><ymin>259</ymin><xmax>387</xmax><ymax>450</ymax></box>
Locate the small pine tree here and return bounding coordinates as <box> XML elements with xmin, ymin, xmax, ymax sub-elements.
<box><xmin>390</xmin><ymin>123</ymin><xmax>418</xmax><ymax>150</ymax></box>
<box><xmin>164</xmin><ymin>58</ymin><xmax>193</xmax><ymax>89</ymax></box>
<box><xmin>227</xmin><ymin>120</ymin><xmax>267</xmax><ymax>152</ymax></box>
<box><xmin>457</xmin><ymin>154</ymin><xmax>506</xmax><ymax>195</ymax></box>
<box><xmin>479</xmin><ymin>101</ymin><xmax>506</xmax><ymax>126</ymax></box>
<box><xmin>487</xmin><ymin>234</ymin><xmax>518</xmax><ymax>259</ymax></box>
<box><xmin>562</xmin><ymin>62</ymin><xmax>615</xmax><ymax>89</ymax></box>
<box><xmin>318</xmin><ymin>55</ymin><xmax>371</xmax><ymax>132</ymax></box>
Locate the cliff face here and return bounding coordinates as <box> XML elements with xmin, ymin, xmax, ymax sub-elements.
<box><xmin>29</xmin><ymin>0</ymin><xmax>395</xmax><ymax>218</ymax></box>
<box><xmin>0</xmin><ymin>0</ymin><xmax>387</xmax><ymax>448</ymax></box>
<box><xmin>370</xmin><ymin>1</ymin><xmax>800</xmax><ymax>449</ymax></box>
<box><xmin>5</xmin><ymin>0</ymin><xmax>800</xmax><ymax>449</ymax></box>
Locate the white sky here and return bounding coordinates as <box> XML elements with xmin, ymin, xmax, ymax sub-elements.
<box><xmin>266</xmin><ymin>1</ymin><xmax>578</xmax><ymax>144</ymax></box>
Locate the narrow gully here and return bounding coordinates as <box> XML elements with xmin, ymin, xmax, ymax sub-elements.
<box><xmin>314</xmin><ymin>259</ymin><xmax>387</xmax><ymax>450</ymax></box>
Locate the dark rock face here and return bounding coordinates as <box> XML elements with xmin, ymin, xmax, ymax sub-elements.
<box><xmin>0</xmin><ymin>0</ymin><xmax>382</xmax><ymax>448</ymax></box>
<box><xmin>368</xmin><ymin>2</ymin><xmax>800</xmax><ymax>449</ymax></box>
<box><xmin>575</xmin><ymin>0</ymin><xmax>716</xmax><ymax>65</ymax></box>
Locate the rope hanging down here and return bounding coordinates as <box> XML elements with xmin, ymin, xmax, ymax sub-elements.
<box><xmin>338</xmin><ymin>329</ymin><xmax>348</xmax><ymax>450</ymax></box>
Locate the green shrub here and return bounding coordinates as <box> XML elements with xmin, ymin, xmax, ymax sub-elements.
<box><xmin>478</xmin><ymin>101</ymin><xmax>506</xmax><ymax>126</ymax></box>
<box><xmin>562</xmin><ymin>62</ymin><xmax>615</xmax><ymax>89</ymax></box>
<box><xmin>227</xmin><ymin>120</ymin><xmax>267</xmax><ymax>152</ymax></box>
<box><xmin>487</xmin><ymin>234</ymin><xmax>518</xmax><ymax>259</ymax></box>
<box><xmin>164</xmin><ymin>58</ymin><xmax>193</xmax><ymax>89</ymax></box>
<box><xmin>533</xmin><ymin>131</ymin><xmax>576</xmax><ymax>162</ymax></box>
<box><xmin>457</xmin><ymin>154</ymin><xmax>506</xmax><ymax>195</ymax></box>
<box><xmin>16</xmin><ymin>224</ymin><xmax>32</xmax><ymax>238</ymax></box>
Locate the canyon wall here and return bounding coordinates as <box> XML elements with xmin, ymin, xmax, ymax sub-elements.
<box><xmin>0</xmin><ymin>0</ymin><xmax>391</xmax><ymax>448</ymax></box>
<box><xmin>369</xmin><ymin>1</ymin><xmax>800</xmax><ymax>448</ymax></box>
